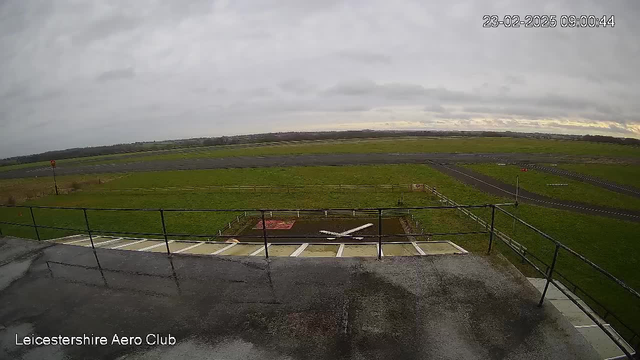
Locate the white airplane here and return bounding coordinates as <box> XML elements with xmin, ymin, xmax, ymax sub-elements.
<box><xmin>319</xmin><ymin>223</ymin><xmax>374</xmax><ymax>240</ymax></box>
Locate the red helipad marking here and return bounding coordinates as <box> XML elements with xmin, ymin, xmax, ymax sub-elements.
<box><xmin>253</xmin><ymin>220</ymin><xmax>296</xmax><ymax>230</ymax></box>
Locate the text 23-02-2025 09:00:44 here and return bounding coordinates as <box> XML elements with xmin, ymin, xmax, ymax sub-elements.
<box><xmin>483</xmin><ymin>15</ymin><xmax>615</xmax><ymax>28</ymax></box>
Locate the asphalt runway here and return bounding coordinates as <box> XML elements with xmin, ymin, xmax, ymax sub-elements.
<box><xmin>428</xmin><ymin>162</ymin><xmax>640</xmax><ymax>223</ymax></box>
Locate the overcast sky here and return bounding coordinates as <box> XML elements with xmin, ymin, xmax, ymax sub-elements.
<box><xmin>1</xmin><ymin>1</ymin><xmax>639</xmax><ymax>157</ymax></box>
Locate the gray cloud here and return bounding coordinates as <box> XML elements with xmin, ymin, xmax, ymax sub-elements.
<box><xmin>96</xmin><ymin>67</ymin><xmax>136</xmax><ymax>82</ymax></box>
<box><xmin>336</xmin><ymin>50</ymin><xmax>392</xmax><ymax>64</ymax></box>
<box><xmin>72</xmin><ymin>13</ymin><xmax>141</xmax><ymax>46</ymax></box>
<box><xmin>423</xmin><ymin>104</ymin><xmax>447</xmax><ymax>113</ymax></box>
<box><xmin>278</xmin><ymin>79</ymin><xmax>315</xmax><ymax>95</ymax></box>
<box><xmin>0</xmin><ymin>0</ymin><xmax>639</xmax><ymax>158</ymax></box>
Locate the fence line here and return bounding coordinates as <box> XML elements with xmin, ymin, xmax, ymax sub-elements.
<box><xmin>86</xmin><ymin>183</ymin><xmax>432</xmax><ymax>193</ymax></box>
<box><xmin>424</xmin><ymin>184</ymin><xmax>528</xmax><ymax>254</ymax></box>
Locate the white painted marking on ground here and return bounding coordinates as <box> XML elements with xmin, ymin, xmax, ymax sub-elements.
<box><xmin>319</xmin><ymin>223</ymin><xmax>372</xmax><ymax>240</ymax></box>
<box><xmin>46</xmin><ymin>234</ymin><xmax>83</xmax><ymax>242</ymax></box>
<box><xmin>336</xmin><ymin>244</ymin><xmax>345</xmax><ymax>257</ymax></box>
<box><xmin>111</xmin><ymin>239</ymin><xmax>147</xmax><ymax>249</ymax></box>
<box><xmin>291</xmin><ymin>243</ymin><xmax>309</xmax><ymax>257</ymax></box>
<box><xmin>174</xmin><ymin>242</ymin><xmax>204</xmax><ymax>254</ymax></box>
<box><xmin>250</xmin><ymin>244</ymin><xmax>270</xmax><ymax>256</ymax></box>
<box><xmin>575</xmin><ymin>324</ymin><xmax>609</xmax><ymax>328</ymax></box>
<box><xmin>447</xmin><ymin>241</ymin><xmax>469</xmax><ymax>254</ymax></box>
<box><xmin>139</xmin><ymin>241</ymin><xmax>173</xmax><ymax>251</ymax></box>
<box><xmin>412</xmin><ymin>242</ymin><xmax>426</xmax><ymax>256</ymax></box>
<box><xmin>212</xmin><ymin>243</ymin><xmax>237</xmax><ymax>255</ymax></box>
<box><xmin>92</xmin><ymin>238</ymin><xmax>123</xmax><ymax>247</ymax></box>
<box><xmin>63</xmin><ymin>237</ymin><xmax>91</xmax><ymax>245</ymax></box>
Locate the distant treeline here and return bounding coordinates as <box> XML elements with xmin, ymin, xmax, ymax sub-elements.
<box><xmin>2</xmin><ymin>130</ymin><xmax>639</xmax><ymax>166</ymax></box>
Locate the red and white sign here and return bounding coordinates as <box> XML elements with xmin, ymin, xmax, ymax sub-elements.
<box><xmin>520</xmin><ymin>168</ymin><xmax>528</xmax><ymax>172</ymax></box>
<box><xmin>50</xmin><ymin>160</ymin><xmax>56</xmax><ymax>168</ymax></box>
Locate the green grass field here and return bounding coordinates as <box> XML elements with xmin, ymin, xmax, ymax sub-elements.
<box><xmin>0</xmin><ymin>174</ymin><xmax>124</xmax><ymax>205</ymax></box>
<box><xmin>1</xmin><ymin>164</ymin><xmax>639</xmax><ymax>340</ymax></box>
<box><xmin>3</xmin><ymin>137</ymin><xmax>640</xmax><ymax>172</ymax></box>
<box><xmin>557</xmin><ymin>163</ymin><xmax>640</xmax><ymax>189</ymax></box>
<box><xmin>464</xmin><ymin>164</ymin><xmax>640</xmax><ymax>211</ymax></box>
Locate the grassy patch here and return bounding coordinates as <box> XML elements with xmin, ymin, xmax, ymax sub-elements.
<box><xmin>464</xmin><ymin>164</ymin><xmax>640</xmax><ymax>211</ymax></box>
<box><xmin>0</xmin><ymin>174</ymin><xmax>124</xmax><ymax>205</ymax></box>
<box><xmin>557</xmin><ymin>163</ymin><xmax>640</xmax><ymax>189</ymax></box>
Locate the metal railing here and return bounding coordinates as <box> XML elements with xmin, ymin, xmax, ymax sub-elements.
<box><xmin>1</xmin><ymin>201</ymin><xmax>638</xmax><ymax>358</ymax></box>
<box><xmin>420</xmin><ymin>184</ymin><xmax>638</xmax><ymax>358</ymax></box>
<box><xmin>88</xmin><ymin>183</ymin><xmax>429</xmax><ymax>194</ymax></box>
<box><xmin>0</xmin><ymin>203</ymin><xmax>499</xmax><ymax>260</ymax></box>
<box><xmin>493</xmin><ymin>205</ymin><xmax>639</xmax><ymax>359</ymax></box>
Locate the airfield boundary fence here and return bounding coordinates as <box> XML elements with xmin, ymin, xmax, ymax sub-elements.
<box><xmin>89</xmin><ymin>183</ymin><xmax>433</xmax><ymax>193</ymax></box>
<box><xmin>0</xmin><ymin>202</ymin><xmax>638</xmax><ymax>358</ymax></box>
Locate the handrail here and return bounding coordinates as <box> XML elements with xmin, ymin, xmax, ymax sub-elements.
<box><xmin>0</xmin><ymin>203</ymin><xmax>510</xmax><ymax>212</ymax></box>
<box><xmin>495</xmin><ymin>205</ymin><xmax>640</xmax><ymax>301</ymax></box>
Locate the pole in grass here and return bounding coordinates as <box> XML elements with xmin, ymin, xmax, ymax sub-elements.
<box><xmin>515</xmin><ymin>175</ymin><xmax>519</xmax><ymax>204</ymax></box>
<box><xmin>50</xmin><ymin>160</ymin><xmax>59</xmax><ymax>195</ymax></box>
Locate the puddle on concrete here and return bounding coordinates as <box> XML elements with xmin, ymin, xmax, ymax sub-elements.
<box><xmin>266</xmin><ymin>245</ymin><xmax>300</xmax><ymax>257</ymax></box>
<box><xmin>300</xmin><ymin>245</ymin><xmax>339</xmax><ymax>257</ymax></box>
<box><xmin>418</xmin><ymin>242</ymin><xmax>462</xmax><ymax>255</ymax></box>
<box><xmin>219</xmin><ymin>244</ymin><xmax>263</xmax><ymax>256</ymax></box>
<box><xmin>342</xmin><ymin>244</ymin><xmax>378</xmax><ymax>257</ymax></box>
<box><xmin>381</xmin><ymin>244</ymin><xmax>418</xmax><ymax>256</ymax></box>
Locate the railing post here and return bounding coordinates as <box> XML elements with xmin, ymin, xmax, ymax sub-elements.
<box><xmin>160</xmin><ymin>209</ymin><xmax>171</xmax><ymax>256</ymax></box>
<box><xmin>261</xmin><ymin>210</ymin><xmax>269</xmax><ymax>259</ymax></box>
<box><xmin>377</xmin><ymin>209</ymin><xmax>382</xmax><ymax>260</ymax></box>
<box><xmin>487</xmin><ymin>205</ymin><xmax>496</xmax><ymax>254</ymax></box>
<box><xmin>82</xmin><ymin>209</ymin><xmax>95</xmax><ymax>250</ymax></box>
<box><xmin>538</xmin><ymin>244</ymin><xmax>560</xmax><ymax>307</ymax></box>
<box><xmin>29</xmin><ymin>207</ymin><xmax>40</xmax><ymax>241</ymax></box>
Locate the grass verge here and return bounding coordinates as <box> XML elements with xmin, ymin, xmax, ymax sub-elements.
<box><xmin>464</xmin><ymin>163</ymin><xmax>640</xmax><ymax>211</ymax></box>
